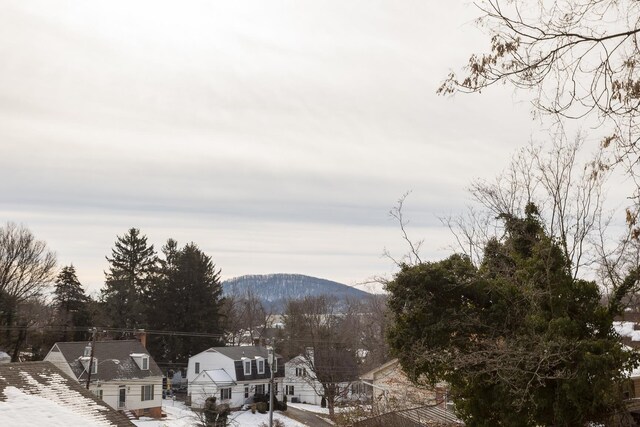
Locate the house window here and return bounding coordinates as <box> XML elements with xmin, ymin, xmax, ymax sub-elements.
<box><xmin>351</xmin><ymin>382</ymin><xmax>365</xmax><ymax>395</ymax></box>
<box><xmin>220</xmin><ymin>387</ymin><xmax>231</xmax><ymax>400</ymax></box>
<box><xmin>286</xmin><ymin>385</ymin><xmax>294</xmax><ymax>396</ymax></box>
<box><xmin>255</xmin><ymin>384</ymin><xmax>265</xmax><ymax>395</ymax></box>
<box><xmin>244</xmin><ymin>385</ymin><xmax>249</xmax><ymax>399</ymax></box>
<box><xmin>195</xmin><ymin>362</ymin><xmax>200</xmax><ymax>374</ymax></box>
<box><xmin>257</xmin><ymin>358</ymin><xmax>265</xmax><ymax>374</ymax></box>
<box><xmin>90</xmin><ymin>360</ymin><xmax>97</xmax><ymax>375</ymax></box>
<box><xmin>142</xmin><ymin>356</ymin><xmax>149</xmax><ymax>370</ymax></box>
<box><xmin>243</xmin><ymin>359</ymin><xmax>251</xmax><ymax>375</ymax></box>
<box><xmin>93</xmin><ymin>389</ymin><xmax>103</xmax><ymax>400</ymax></box>
<box><xmin>295</xmin><ymin>367</ymin><xmax>306</xmax><ymax>377</ymax></box>
<box><xmin>141</xmin><ymin>385</ymin><xmax>154</xmax><ymax>401</ymax></box>
<box><xmin>272</xmin><ymin>358</ymin><xmax>278</xmax><ymax>373</ymax></box>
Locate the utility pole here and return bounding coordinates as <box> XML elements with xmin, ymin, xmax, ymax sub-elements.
<box><xmin>86</xmin><ymin>327</ymin><xmax>97</xmax><ymax>389</ymax></box>
<box><xmin>268</xmin><ymin>346</ymin><xmax>274</xmax><ymax>427</ymax></box>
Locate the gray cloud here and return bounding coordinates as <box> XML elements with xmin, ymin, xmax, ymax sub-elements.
<box><xmin>0</xmin><ymin>0</ymin><xmax>550</xmax><ymax>292</ymax></box>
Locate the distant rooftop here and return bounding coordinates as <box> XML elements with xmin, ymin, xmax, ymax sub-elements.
<box><xmin>50</xmin><ymin>340</ymin><xmax>162</xmax><ymax>381</ymax></box>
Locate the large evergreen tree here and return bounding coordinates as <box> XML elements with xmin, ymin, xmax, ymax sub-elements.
<box><xmin>101</xmin><ymin>228</ymin><xmax>157</xmax><ymax>330</ymax></box>
<box><xmin>386</xmin><ymin>204</ymin><xmax>639</xmax><ymax>426</ymax></box>
<box><xmin>53</xmin><ymin>265</ymin><xmax>91</xmax><ymax>341</ymax></box>
<box><xmin>147</xmin><ymin>240</ymin><xmax>224</xmax><ymax>364</ymax></box>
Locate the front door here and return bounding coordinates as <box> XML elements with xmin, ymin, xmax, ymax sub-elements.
<box><xmin>118</xmin><ymin>386</ymin><xmax>126</xmax><ymax>409</ymax></box>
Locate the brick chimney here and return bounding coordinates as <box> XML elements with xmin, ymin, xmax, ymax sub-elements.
<box><xmin>135</xmin><ymin>329</ymin><xmax>147</xmax><ymax>348</ymax></box>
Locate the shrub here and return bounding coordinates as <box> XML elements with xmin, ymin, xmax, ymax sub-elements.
<box><xmin>251</xmin><ymin>403</ymin><xmax>256</xmax><ymax>414</ymax></box>
<box><xmin>203</xmin><ymin>397</ymin><xmax>230</xmax><ymax>427</ymax></box>
<box><xmin>275</xmin><ymin>397</ymin><xmax>287</xmax><ymax>411</ymax></box>
<box><xmin>256</xmin><ymin>401</ymin><xmax>268</xmax><ymax>414</ymax></box>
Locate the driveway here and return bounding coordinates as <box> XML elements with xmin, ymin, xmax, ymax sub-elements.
<box><xmin>282</xmin><ymin>406</ymin><xmax>334</xmax><ymax>427</ymax></box>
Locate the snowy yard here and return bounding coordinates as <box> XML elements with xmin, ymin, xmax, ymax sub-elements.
<box><xmin>132</xmin><ymin>399</ymin><xmax>308</xmax><ymax>427</ymax></box>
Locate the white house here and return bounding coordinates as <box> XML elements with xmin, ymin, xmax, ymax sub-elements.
<box><xmin>283</xmin><ymin>354</ymin><xmax>323</xmax><ymax>405</ymax></box>
<box><xmin>44</xmin><ymin>340</ymin><xmax>163</xmax><ymax>419</ymax></box>
<box><xmin>187</xmin><ymin>346</ymin><xmax>284</xmax><ymax>409</ymax></box>
<box><xmin>359</xmin><ymin>359</ymin><xmax>448</xmax><ymax>411</ymax></box>
<box><xmin>283</xmin><ymin>351</ymin><xmax>358</xmax><ymax>406</ymax></box>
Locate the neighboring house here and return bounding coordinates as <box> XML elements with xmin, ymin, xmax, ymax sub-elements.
<box><xmin>360</xmin><ymin>359</ymin><xmax>447</xmax><ymax>411</ymax></box>
<box><xmin>44</xmin><ymin>340</ymin><xmax>163</xmax><ymax>418</ymax></box>
<box><xmin>283</xmin><ymin>355</ymin><xmax>322</xmax><ymax>405</ymax></box>
<box><xmin>283</xmin><ymin>350</ymin><xmax>358</xmax><ymax>406</ymax></box>
<box><xmin>0</xmin><ymin>361</ymin><xmax>135</xmax><ymax>426</ymax></box>
<box><xmin>187</xmin><ymin>346</ymin><xmax>284</xmax><ymax>409</ymax></box>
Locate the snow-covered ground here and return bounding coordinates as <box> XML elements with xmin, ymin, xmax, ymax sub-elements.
<box><xmin>133</xmin><ymin>399</ymin><xmax>308</xmax><ymax>427</ymax></box>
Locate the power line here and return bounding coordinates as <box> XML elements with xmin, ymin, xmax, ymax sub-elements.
<box><xmin>0</xmin><ymin>325</ymin><xmax>225</xmax><ymax>339</ymax></box>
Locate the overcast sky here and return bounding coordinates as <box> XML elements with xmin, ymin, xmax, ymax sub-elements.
<box><xmin>0</xmin><ymin>1</ymin><xmax>559</xmax><ymax>294</ymax></box>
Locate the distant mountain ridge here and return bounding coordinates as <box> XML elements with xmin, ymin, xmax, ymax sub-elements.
<box><xmin>222</xmin><ymin>273</ymin><xmax>370</xmax><ymax>312</ymax></box>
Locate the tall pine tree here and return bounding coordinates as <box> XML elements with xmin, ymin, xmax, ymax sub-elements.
<box><xmin>147</xmin><ymin>240</ymin><xmax>224</xmax><ymax>364</ymax></box>
<box><xmin>53</xmin><ymin>265</ymin><xmax>91</xmax><ymax>341</ymax></box>
<box><xmin>101</xmin><ymin>228</ymin><xmax>157</xmax><ymax>330</ymax></box>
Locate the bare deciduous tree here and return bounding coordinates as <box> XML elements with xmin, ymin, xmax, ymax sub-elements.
<box><xmin>443</xmin><ymin>135</ymin><xmax>608</xmax><ymax>280</ymax></box>
<box><xmin>0</xmin><ymin>222</ymin><xmax>56</xmax><ymax>360</ymax></box>
<box><xmin>439</xmin><ymin>0</ymin><xmax>640</xmax><ymax>147</ymax></box>
<box><xmin>0</xmin><ymin>222</ymin><xmax>56</xmax><ymax>302</ymax></box>
<box><xmin>222</xmin><ymin>289</ymin><xmax>273</xmax><ymax>346</ymax></box>
<box><xmin>283</xmin><ymin>296</ymin><xmax>359</xmax><ymax>419</ymax></box>
<box><xmin>438</xmin><ymin>0</ymin><xmax>640</xmax><ymax>234</ymax></box>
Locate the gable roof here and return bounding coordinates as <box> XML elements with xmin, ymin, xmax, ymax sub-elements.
<box><xmin>192</xmin><ymin>369</ymin><xmax>236</xmax><ymax>386</ymax></box>
<box><xmin>360</xmin><ymin>358</ymin><xmax>400</xmax><ymax>381</ymax></box>
<box><xmin>49</xmin><ymin>340</ymin><xmax>162</xmax><ymax>382</ymax></box>
<box><xmin>0</xmin><ymin>361</ymin><xmax>135</xmax><ymax>426</ymax></box>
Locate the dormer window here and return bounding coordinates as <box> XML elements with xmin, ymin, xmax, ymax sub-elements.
<box><xmin>130</xmin><ymin>353</ymin><xmax>150</xmax><ymax>370</ymax></box>
<box><xmin>83</xmin><ymin>345</ymin><xmax>92</xmax><ymax>357</ymax></box>
<box><xmin>256</xmin><ymin>357</ymin><xmax>265</xmax><ymax>374</ymax></box>
<box><xmin>80</xmin><ymin>356</ymin><xmax>98</xmax><ymax>375</ymax></box>
<box><xmin>243</xmin><ymin>358</ymin><xmax>251</xmax><ymax>375</ymax></box>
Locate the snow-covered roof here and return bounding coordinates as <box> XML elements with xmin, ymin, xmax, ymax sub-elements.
<box><xmin>613</xmin><ymin>322</ymin><xmax>640</xmax><ymax>378</ymax></box>
<box><xmin>0</xmin><ymin>361</ymin><xmax>134</xmax><ymax>426</ymax></box>
<box><xmin>193</xmin><ymin>346</ymin><xmax>280</xmax><ymax>361</ymax></box>
<box><xmin>614</xmin><ymin>321</ymin><xmax>640</xmax><ymax>342</ymax></box>
<box><xmin>192</xmin><ymin>369</ymin><xmax>236</xmax><ymax>386</ymax></box>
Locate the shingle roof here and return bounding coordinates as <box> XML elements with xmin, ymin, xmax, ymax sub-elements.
<box><xmin>354</xmin><ymin>405</ymin><xmax>463</xmax><ymax>427</ymax></box>
<box><xmin>398</xmin><ymin>405</ymin><xmax>463</xmax><ymax>425</ymax></box>
<box><xmin>202</xmin><ymin>346</ymin><xmax>274</xmax><ymax>360</ymax></box>
<box><xmin>0</xmin><ymin>361</ymin><xmax>135</xmax><ymax>426</ymax></box>
<box><xmin>51</xmin><ymin>340</ymin><xmax>162</xmax><ymax>381</ymax></box>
